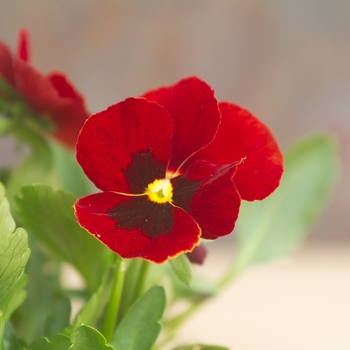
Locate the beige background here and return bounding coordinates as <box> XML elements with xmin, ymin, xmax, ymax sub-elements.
<box><xmin>1</xmin><ymin>1</ymin><xmax>349</xmax><ymax>349</ymax></box>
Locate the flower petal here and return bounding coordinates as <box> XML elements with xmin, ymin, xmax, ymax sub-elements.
<box><xmin>17</xmin><ymin>29</ymin><xmax>29</xmax><ymax>62</ymax></box>
<box><xmin>0</xmin><ymin>40</ymin><xmax>15</xmax><ymax>86</ymax></box>
<box><xmin>172</xmin><ymin>160</ymin><xmax>241</xmax><ymax>239</ymax></box>
<box><xmin>48</xmin><ymin>73</ymin><xmax>89</xmax><ymax>148</ymax></box>
<box><xmin>143</xmin><ymin>77</ymin><xmax>221</xmax><ymax>172</ymax></box>
<box><xmin>76</xmin><ymin>98</ymin><xmax>174</xmax><ymax>193</ymax></box>
<box><xmin>194</xmin><ymin>102</ymin><xmax>284</xmax><ymax>201</ymax></box>
<box><xmin>74</xmin><ymin>192</ymin><xmax>201</xmax><ymax>263</ymax></box>
<box><xmin>14</xmin><ymin>58</ymin><xmax>65</xmax><ymax>113</ymax></box>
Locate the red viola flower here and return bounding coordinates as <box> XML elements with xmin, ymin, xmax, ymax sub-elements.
<box><xmin>0</xmin><ymin>30</ymin><xmax>89</xmax><ymax>148</ymax></box>
<box><xmin>74</xmin><ymin>77</ymin><xmax>283</xmax><ymax>263</ymax></box>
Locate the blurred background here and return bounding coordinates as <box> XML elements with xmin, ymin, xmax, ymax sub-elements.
<box><xmin>0</xmin><ymin>1</ymin><xmax>349</xmax><ymax>349</ymax></box>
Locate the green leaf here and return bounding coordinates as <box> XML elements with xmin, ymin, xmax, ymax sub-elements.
<box><xmin>169</xmin><ymin>254</ymin><xmax>192</xmax><ymax>286</ymax></box>
<box><xmin>5</xmin><ymin>139</ymin><xmax>53</xmax><ymax>209</ymax></box>
<box><xmin>15</xmin><ymin>184</ymin><xmax>113</xmax><ymax>291</ymax></box>
<box><xmin>72</xmin><ymin>268</ymin><xmax>114</xmax><ymax>332</ymax></box>
<box><xmin>25</xmin><ymin>334</ymin><xmax>71</xmax><ymax>350</ymax></box>
<box><xmin>69</xmin><ymin>325</ymin><xmax>114</xmax><ymax>350</ymax></box>
<box><xmin>110</xmin><ymin>286</ymin><xmax>166</xmax><ymax>350</ymax></box>
<box><xmin>45</xmin><ymin>296</ymin><xmax>71</xmax><ymax>340</ymax></box>
<box><xmin>172</xmin><ymin>345</ymin><xmax>229</xmax><ymax>350</ymax></box>
<box><xmin>0</xmin><ymin>168</ymin><xmax>11</xmax><ymax>186</ymax></box>
<box><xmin>118</xmin><ymin>259</ymin><xmax>143</xmax><ymax>320</ymax></box>
<box><xmin>0</xmin><ymin>182</ymin><xmax>30</xmax><ymax>343</ymax></box>
<box><xmin>50</xmin><ymin>141</ymin><xmax>92</xmax><ymax>198</ymax></box>
<box><xmin>3</xmin><ymin>323</ymin><xmax>25</xmax><ymax>350</ymax></box>
<box><xmin>233</xmin><ymin>134</ymin><xmax>339</xmax><ymax>275</ymax></box>
<box><xmin>12</xmin><ymin>240</ymin><xmax>70</xmax><ymax>344</ymax></box>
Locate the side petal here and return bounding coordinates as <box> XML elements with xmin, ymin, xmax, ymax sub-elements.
<box><xmin>74</xmin><ymin>192</ymin><xmax>201</xmax><ymax>263</ymax></box>
<box><xmin>47</xmin><ymin>73</ymin><xmax>89</xmax><ymax>148</ymax></box>
<box><xmin>172</xmin><ymin>160</ymin><xmax>241</xmax><ymax>240</ymax></box>
<box><xmin>76</xmin><ymin>98</ymin><xmax>174</xmax><ymax>193</ymax></box>
<box><xmin>143</xmin><ymin>77</ymin><xmax>221</xmax><ymax>172</ymax></box>
<box><xmin>194</xmin><ymin>102</ymin><xmax>284</xmax><ymax>201</ymax></box>
<box><xmin>0</xmin><ymin>40</ymin><xmax>15</xmax><ymax>86</ymax></box>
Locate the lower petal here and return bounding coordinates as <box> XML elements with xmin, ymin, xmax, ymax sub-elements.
<box><xmin>74</xmin><ymin>192</ymin><xmax>201</xmax><ymax>263</ymax></box>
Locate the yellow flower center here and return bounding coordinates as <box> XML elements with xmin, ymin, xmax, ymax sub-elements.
<box><xmin>146</xmin><ymin>179</ymin><xmax>173</xmax><ymax>204</ymax></box>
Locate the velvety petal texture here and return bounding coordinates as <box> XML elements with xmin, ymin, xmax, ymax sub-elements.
<box><xmin>193</xmin><ymin>102</ymin><xmax>284</xmax><ymax>201</ymax></box>
<box><xmin>74</xmin><ymin>77</ymin><xmax>284</xmax><ymax>263</ymax></box>
<box><xmin>143</xmin><ymin>77</ymin><xmax>221</xmax><ymax>173</ymax></box>
<box><xmin>76</xmin><ymin>97</ymin><xmax>174</xmax><ymax>193</ymax></box>
<box><xmin>74</xmin><ymin>192</ymin><xmax>201</xmax><ymax>263</ymax></box>
<box><xmin>172</xmin><ymin>160</ymin><xmax>241</xmax><ymax>239</ymax></box>
<box><xmin>0</xmin><ymin>29</ymin><xmax>89</xmax><ymax>148</ymax></box>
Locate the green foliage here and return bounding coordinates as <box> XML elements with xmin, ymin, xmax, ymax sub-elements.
<box><xmin>12</xmin><ymin>240</ymin><xmax>71</xmax><ymax>344</ymax></box>
<box><xmin>0</xmin><ymin>81</ymin><xmax>54</xmax><ymax>202</ymax></box>
<box><xmin>50</xmin><ymin>141</ymin><xmax>92</xmax><ymax>198</ymax></box>
<box><xmin>3</xmin><ymin>323</ymin><xmax>25</xmax><ymax>350</ymax></box>
<box><xmin>0</xmin><ymin>182</ymin><xmax>30</xmax><ymax>345</ymax></box>
<box><xmin>233</xmin><ymin>134</ymin><xmax>339</xmax><ymax>275</ymax></box>
<box><xmin>118</xmin><ymin>259</ymin><xmax>144</xmax><ymax>319</ymax></box>
<box><xmin>70</xmin><ymin>325</ymin><xmax>114</xmax><ymax>350</ymax></box>
<box><xmin>169</xmin><ymin>254</ymin><xmax>192</xmax><ymax>286</ymax></box>
<box><xmin>25</xmin><ymin>334</ymin><xmax>71</xmax><ymax>350</ymax></box>
<box><xmin>15</xmin><ymin>184</ymin><xmax>113</xmax><ymax>291</ymax></box>
<box><xmin>4</xmin><ymin>131</ymin><xmax>53</xmax><ymax>209</ymax></box>
<box><xmin>110</xmin><ymin>286</ymin><xmax>166</xmax><ymax>350</ymax></box>
<box><xmin>72</xmin><ymin>268</ymin><xmax>113</xmax><ymax>332</ymax></box>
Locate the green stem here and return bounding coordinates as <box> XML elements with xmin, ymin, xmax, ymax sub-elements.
<box><xmin>103</xmin><ymin>255</ymin><xmax>126</xmax><ymax>341</ymax></box>
<box><xmin>0</xmin><ymin>312</ymin><xmax>4</xmax><ymax>350</ymax></box>
<box><xmin>133</xmin><ymin>260</ymin><xmax>150</xmax><ymax>301</ymax></box>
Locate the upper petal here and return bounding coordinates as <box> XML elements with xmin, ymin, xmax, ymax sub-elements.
<box><xmin>76</xmin><ymin>98</ymin><xmax>174</xmax><ymax>193</ymax></box>
<box><xmin>74</xmin><ymin>192</ymin><xmax>201</xmax><ymax>263</ymax></box>
<box><xmin>143</xmin><ymin>77</ymin><xmax>221</xmax><ymax>173</ymax></box>
<box><xmin>194</xmin><ymin>102</ymin><xmax>284</xmax><ymax>201</ymax></box>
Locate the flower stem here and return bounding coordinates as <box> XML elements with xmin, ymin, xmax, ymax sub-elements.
<box><xmin>103</xmin><ymin>255</ymin><xmax>126</xmax><ymax>341</ymax></box>
<box><xmin>133</xmin><ymin>259</ymin><xmax>150</xmax><ymax>301</ymax></box>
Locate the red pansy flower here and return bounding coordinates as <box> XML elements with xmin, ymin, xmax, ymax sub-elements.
<box><xmin>0</xmin><ymin>30</ymin><xmax>89</xmax><ymax>148</ymax></box>
<box><xmin>74</xmin><ymin>77</ymin><xmax>283</xmax><ymax>263</ymax></box>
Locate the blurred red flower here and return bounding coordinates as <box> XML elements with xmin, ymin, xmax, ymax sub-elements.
<box><xmin>74</xmin><ymin>77</ymin><xmax>283</xmax><ymax>263</ymax></box>
<box><xmin>0</xmin><ymin>29</ymin><xmax>89</xmax><ymax>148</ymax></box>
